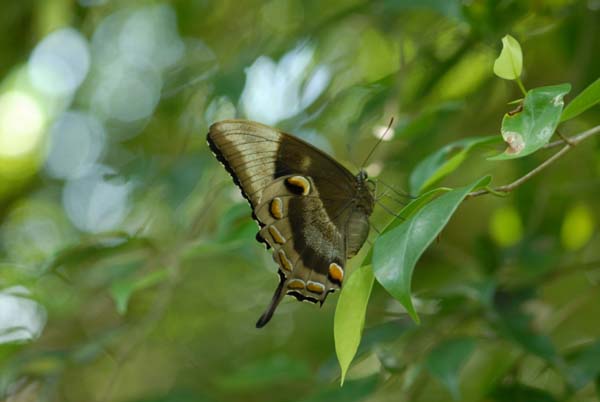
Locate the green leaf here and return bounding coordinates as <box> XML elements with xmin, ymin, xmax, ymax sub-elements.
<box><xmin>215</xmin><ymin>354</ymin><xmax>311</xmax><ymax>390</ymax></box>
<box><xmin>410</xmin><ymin>136</ymin><xmax>499</xmax><ymax>194</ymax></box>
<box><xmin>491</xmin><ymin>383</ymin><xmax>558</xmax><ymax>402</ymax></box>
<box><xmin>357</xmin><ymin>28</ymin><xmax>400</xmax><ymax>82</ymax></box>
<box><xmin>334</xmin><ymin>264</ymin><xmax>375</xmax><ymax>385</ymax></box>
<box><xmin>45</xmin><ymin>232</ymin><xmax>154</xmax><ymax>274</ymax></box>
<box><xmin>131</xmin><ymin>389</ymin><xmax>216</xmax><ymax>402</ymax></box>
<box><xmin>565</xmin><ymin>341</ymin><xmax>600</xmax><ymax>390</ymax></box>
<box><xmin>362</xmin><ymin>187</ymin><xmax>451</xmax><ymax>267</ymax></box>
<box><xmin>561</xmin><ymin>77</ymin><xmax>600</xmax><ymax>122</ymax></box>
<box><xmin>110</xmin><ymin>268</ymin><xmax>169</xmax><ymax>314</ymax></box>
<box><xmin>372</xmin><ymin>176</ymin><xmax>490</xmax><ymax>322</ymax></box>
<box><xmin>493</xmin><ymin>35</ymin><xmax>523</xmax><ymax>80</ymax></box>
<box><xmin>489</xmin><ymin>83</ymin><xmax>571</xmax><ymax>160</ymax></box>
<box><xmin>495</xmin><ymin>306</ymin><xmax>558</xmax><ymax>364</ymax></box>
<box><xmin>426</xmin><ymin>337</ymin><xmax>476</xmax><ymax>400</ymax></box>
<box><xmin>297</xmin><ymin>375</ymin><xmax>378</xmax><ymax>402</ymax></box>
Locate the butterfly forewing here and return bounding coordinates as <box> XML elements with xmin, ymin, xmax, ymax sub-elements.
<box><xmin>207</xmin><ymin>119</ymin><xmax>374</xmax><ymax>327</ymax></box>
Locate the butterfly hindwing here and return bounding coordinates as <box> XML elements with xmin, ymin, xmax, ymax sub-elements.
<box><xmin>207</xmin><ymin>119</ymin><xmax>374</xmax><ymax>327</ymax></box>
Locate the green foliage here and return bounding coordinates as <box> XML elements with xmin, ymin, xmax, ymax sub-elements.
<box><xmin>1</xmin><ymin>2</ymin><xmax>599</xmax><ymax>402</ymax></box>
<box><xmin>560</xmin><ymin>202</ymin><xmax>595</xmax><ymax>251</ymax></box>
<box><xmin>489</xmin><ymin>84</ymin><xmax>571</xmax><ymax>160</ymax></box>
<box><xmin>561</xmin><ymin>77</ymin><xmax>600</xmax><ymax>122</ymax></box>
<box><xmin>489</xmin><ymin>205</ymin><xmax>524</xmax><ymax>247</ymax></box>
<box><xmin>493</xmin><ymin>35</ymin><xmax>523</xmax><ymax>81</ymax></box>
<box><xmin>410</xmin><ymin>136</ymin><xmax>498</xmax><ymax>194</ymax></box>
<box><xmin>372</xmin><ymin>176</ymin><xmax>490</xmax><ymax>323</ymax></box>
<box><xmin>334</xmin><ymin>264</ymin><xmax>374</xmax><ymax>385</ymax></box>
<box><xmin>425</xmin><ymin>337</ymin><xmax>476</xmax><ymax>400</ymax></box>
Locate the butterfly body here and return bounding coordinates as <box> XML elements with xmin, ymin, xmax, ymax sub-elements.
<box><xmin>207</xmin><ymin>120</ymin><xmax>374</xmax><ymax>327</ymax></box>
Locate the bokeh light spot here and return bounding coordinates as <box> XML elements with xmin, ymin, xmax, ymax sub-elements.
<box><xmin>62</xmin><ymin>166</ymin><xmax>131</xmax><ymax>233</ymax></box>
<box><xmin>44</xmin><ymin>111</ymin><xmax>106</xmax><ymax>180</ymax></box>
<box><xmin>28</xmin><ymin>28</ymin><xmax>90</xmax><ymax>97</ymax></box>
<box><xmin>91</xmin><ymin>60</ymin><xmax>162</xmax><ymax>123</ymax></box>
<box><xmin>241</xmin><ymin>45</ymin><xmax>330</xmax><ymax>125</ymax></box>
<box><xmin>489</xmin><ymin>205</ymin><xmax>523</xmax><ymax>247</ymax></box>
<box><xmin>561</xmin><ymin>203</ymin><xmax>595</xmax><ymax>251</ymax></box>
<box><xmin>0</xmin><ymin>91</ymin><xmax>46</xmax><ymax>158</ymax></box>
<box><xmin>0</xmin><ymin>286</ymin><xmax>47</xmax><ymax>344</ymax></box>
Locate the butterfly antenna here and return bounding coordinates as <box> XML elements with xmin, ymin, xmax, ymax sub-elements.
<box><xmin>360</xmin><ymin>117</ymin><xmax>394</xmax><ymax>170</ymax></box>
<box><xmin>377</xmin><ymin>179</ymin><xmax>414</xmax><ymax>200</ymax></box>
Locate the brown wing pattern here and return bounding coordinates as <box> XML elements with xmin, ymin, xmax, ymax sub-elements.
<box><xmin>207</xmin><ymin>119</ymin><xmax>367</xmax><ymax>327</ymax></box>
<box><xmin>207</xmin><ymin>120</ymin><xmax>356</xmax><ymax>208</ymax></box>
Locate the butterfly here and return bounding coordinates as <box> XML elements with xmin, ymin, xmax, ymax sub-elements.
<box><xmin>207</xmin><ymin>120</ymin><xmax>375</xmax><ymax>327</ymax></box>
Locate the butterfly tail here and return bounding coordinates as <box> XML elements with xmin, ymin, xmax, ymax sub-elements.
<box><xmin>256</xmin><ymin>272</ymin><xmax>286</xmax><ymax>328</ymax></box>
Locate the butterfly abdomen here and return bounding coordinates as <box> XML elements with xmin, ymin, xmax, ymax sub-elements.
<box><xmin>346</xmin><ymin>209</ymin><xmax>371</xmax><ymax>258</ymax></box>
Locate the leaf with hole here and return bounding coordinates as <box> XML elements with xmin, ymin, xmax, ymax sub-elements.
<box><xmin>489</xmin><ymin>84</ymin><xmax>571</xmax><ymax>160</ymax></box>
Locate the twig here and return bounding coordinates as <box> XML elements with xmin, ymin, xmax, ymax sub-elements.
<box><xmin>468</xmin><ymin>125</ymin><xmax>600</xmax><ymax>198</ymax></box>
<box><xmin>543</xmin><ymin>125</ymin><xmax>600</xmax><ymax>149</ymax></box>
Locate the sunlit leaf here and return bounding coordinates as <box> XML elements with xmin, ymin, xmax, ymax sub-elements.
<box><xmin>335</xmin><ymin>264</ymin><xmax>375</xmax><ymax>385</ymax></box>
<box><xmin>561</xmin><ymin>77</ymin><xmax>600</xmax><ymax>122</ymax></box>
<box><xmin>426</xmin><ymin>337</ymin><xmax>476</xmax><ymax>400</ymax></box>
<box><xmin>358</xmin><ymin>28</ymin><xmax>400</xmax><ymax>82</ymax></box>
<box><xmin>410</xmin><ymin>136</ymin><xmax>498</xmax><ymax>194</ymax></box>
<box><xmin>372</xmin><ymin>176</ymin><xmax>491</xmax><ymax>322</ymax></box>
<box><xmin>489</xmin><ymin>83</ymin><xmax>571</xmax><ymax>160</ymax></box>
<box><xmin>493</xmin><ymin>35</ymin><xmax>523</xmax><ymax>80</ymax></box>
<box><xmin>561</xmin><ymin>203</ymin><xmax>595</xmax><ymax>251</ymax></box>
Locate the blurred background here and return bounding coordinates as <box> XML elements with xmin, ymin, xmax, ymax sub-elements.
<box><xmin>0</xmin><ymin>1</ymin><xmax>599</xmax><ymax>401</ymax></box>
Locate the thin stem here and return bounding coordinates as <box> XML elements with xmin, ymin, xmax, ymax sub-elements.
<box><xmin>544</xmin><ymin>125</ymin><xmax>600</xmax><ymax>149</ymax></box>
<box><xmin>515</xmin><ymin>76</ymin><xmax>527</xmax><ymax>96</ymax></box>
<box><xmin>468</xmin><ymin>124</ymin><xmax>600</xmax><ymax>198</ymax></box>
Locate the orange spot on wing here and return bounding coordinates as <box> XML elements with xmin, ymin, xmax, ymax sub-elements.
<box><xmin>328</xmin><ymin>263</ymin><xmax>344</xmax><ymax>283</ymax></box>
<box><xmin>278</xmin><ymin>250</ymin><xmax>293</xmax><ymax>271</ymax></box>
<box><xmin>306</xmin><ymin>281</ymin><xmax>325</xmax><ymax>294</ymax></box>
<box><xmin>268</xmin><ymin>226</ymin><xmax>286</xmax><ymax>244</ymax></box>
<box><xmin>287</xmin><ymin>279</ymin><xmax>305</xmax><ymax>290</ymax></box>
<box><xmin>270</xmin><ymin>197</ymin><xmax>283</xmax><ymax>219</ymax></box>
<box><xmin>286</xmin><ymin>176</ymin><xmax>310</xmax><ymax>196</ymax></box>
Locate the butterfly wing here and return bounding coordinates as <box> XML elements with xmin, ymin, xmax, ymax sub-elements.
<box><xmin>207</xmin><ymin>119</ymin><xmax>368</xmax><ymax>327</ymax></box>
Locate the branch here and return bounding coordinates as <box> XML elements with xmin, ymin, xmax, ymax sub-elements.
<box><xmin>468</xmin><ymin>124</ymin><xmax>600</xmax><ymax>198</ymax></box>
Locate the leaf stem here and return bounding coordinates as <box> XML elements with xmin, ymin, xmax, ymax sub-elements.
<box><xmin>468</xmin><ymin>124</ymin><xmax>600</xmax><ymax>198</ymax></box>
<box><xmin>515</xmin><ymin>77</ymin><xmax>527</xmax><ymax>96</ymax></box>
